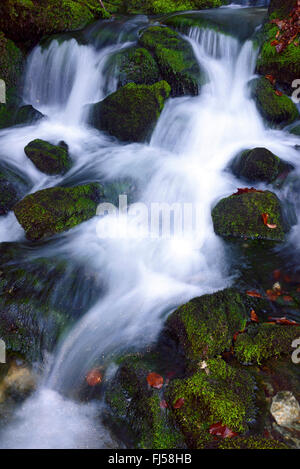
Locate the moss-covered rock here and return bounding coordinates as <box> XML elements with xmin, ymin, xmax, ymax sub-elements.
<box><xmin>251</xmin><ymin>77</ymin><xmax>299</xmax><ymax>127</ymax></box>
<box><xmin>231</xmin><ymin>147</ymin><xmax>294</xmax><ymax>184</ymax></box>
<box><xmin>212</xmin><ymin>190</ymin><xmax>289</xmax><ymax>242</ymax></box>
<box><xmin>234</xmin><ymin>323</ymin><xmax>300</xmax><ymax>365</ymax></box>
<box><xmin>117</xmin><ymin>47</ymin><xmax>160</xmax><ymax>87</ymax></box>
<box><xmin>14</xmin><ymin>183</ymin><xmax>103</xmax><ymax>240</ymax></box>
<box><xmin>24</xmin><ymin>139</ymin><xmax>72</xmax><ymax>175</ymax></box>
<box><xmin>14</xmin><ymin>105</ymin><xmax>44</xmax><ymax>126</ymax></box>
<box><xmin>214</xmin><ymin>436</ymin><xmax>288</xmax><ymax>449</ymax></box>
<box><xmin>166</xmin><ymin>358</ymin><xmax>256</xmax><ymax>447</ymax></box>
<box><xmin>0</xmin><ymin>163</ymin><xmax>30</xmax><ymax>215</ymax></box>
<box><xmin>0</xmin><ymin>0</ymin><xmax>103</xmax><ymax>46</ymax></box>
<box><xmin>166</xmin><ymin>288</ymin><xmax>248</xmax><ymax>362</ymax></box>
<box><xmin>90</xmin><ymin>81</ymin><xmax>171</xmax><ymax>142</ymax></box>
<box><xmin>0</xmin><ymin>31</ymin><xmax>23</xmax><ymax>89</ymax></box>
<box><xmin>139</xmin><ymin>26</ymin><xmax>205</xmax><ymax>97</ymax></box>
<box><xmin>106</xmin><ymin>355</ymin><xmax>184</xmax><ymax>449</ymax></box>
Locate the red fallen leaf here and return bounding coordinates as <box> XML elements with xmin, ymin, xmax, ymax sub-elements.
<box><xmin>271</xmin><ymin>39</ymin><xmax>279</xmax><ymax>46</ymax></box>
<box><xmin>86</xmin><ymin>369</ymin><xmax>102</xmax><ymax>386</ymax></box>
<box><xmin>160</xmin><ymin>400</ymin><xmax>168</xmax><ymax>409</ymax></box>
<box><xmin>266</xmin><ymin>289</ymin><xmax>278</xmax><ymax>302</ymax></box>
<box><xmin>173</xmin><ymin>398</ymin><xmax>185</xmax><ymax>409</ymax></box>
<box><xmin>147</xmin><ymin>372</ymin><xmax>164</xmax><ymax>389</ymax></box>
<box><xmin>265</xmin><ymin>74</ymin><xmax>276</xmax><ymax>85</ymax></box>
<box><xmin>246</xmin><ymin>290</ymin><xmax>262</xmax><ymax>298</ymax></box>
<box><xmin>275</xmin><ymin>90</ymin><xmax>283</xmax><ymax>97</ymax></box>
<box><xmin>262</xmin><ymin>213</ymin><xmax>277</xmax><ymax>229</ymax></box>
<box><xmin>250</xmin><ymin>309</ymin><xmax>259</xmax><ymax>323</ymax></box>
<box><xmin>232</xmin><ymin>187</ymin><xmax>263</xmax><ymax>196</ymax></box>
<box><xmin>273</xmin><ymin>269</ymin><xmax>281</xmax><ymax>280</ymax></box>
<box><xmin>267</xmin><ymin>316</ymin><xmax>299</xmax><ymax>326</ymax></box>
<box><xmin>209</xmin><ymin>422</ymin><xmax>238</xmax><ymax>439</ymax></box>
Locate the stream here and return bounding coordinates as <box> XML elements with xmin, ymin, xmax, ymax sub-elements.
<box><xmin>0</xmin><ymin>2</ymin><xmax>299</xmax><ymax>448</ymax></box>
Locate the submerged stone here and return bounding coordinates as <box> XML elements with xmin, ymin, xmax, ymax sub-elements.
<box><xmin>251</xmin><ymin>77</ymin><xmax>299</xmax><ymax>127</ymax></box>
<box><xmin>139</xmin><ymin>26</ymin><xmax>204</xmax><ymax>97</ymax></box>
<box><xmin>24</xmin><ymin>139</ymin><xmax>72</xmax><ymax>175</ymax></box>
<box><xmin>231</xmin><ymin>147</ymin><xmax>294</xmax><ymax>183</ymax></box>
<box><xmin>212</xmin><ymin>190</ymin><xmax>289</xmax><ymax>242</ymax></box>
<box><xmin>14</xmin><ymin>183</ymin><xmax>103</xmax><ymax>240</ymax></box>
<box><xmin>166</xmin><ymin>288</ymin><xmax>248</xmax><ymax>362</ymax></box>
<box><xmin>89</xmin><ymin>81</ymin><xmax>171</xmax><ymax>142</ymax></box>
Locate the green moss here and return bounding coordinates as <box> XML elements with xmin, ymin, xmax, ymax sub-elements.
<box><xmin>90</xmin><ymin>81</ymin><xmax>171</xmax><ymax>142</ymax></box>
<box><xmin>212</xmin><ymin>190</ymin><xmax>288</xmax><ymax>242</ymax></box>
<box><xmin>14</xmin><ymin>183</ymin><xmax>103</xmax><ymax>240</ymax></box>
<box><xmin>251</xmin><ymin>77</ymin><xmax>299</xmax><ymax>127</ymax></box>
<box><xmin>215</xmin><ymin>436</ymin><xmax>288</xmax><ymax>449</ymax></box>
<box><xmin>166</xmin><ymin>288</ymin><xmax>248</xmax><ymax>362</ymax></box>
<box><xmin>117</xmin><ymin>47</ymin><xmax>160</xmax><ymax>87</ymax></box>
<box><xmin>166</xmin><ymin>358</ymin><xmax>255</xmax><ymax>446</ymax></box>
<box><xmin>234</xmin><ymin>323</ymin><xmax>300</xmax><ymax>365</ymax></box>
<box><xmin>24</xmin><ymin>139</ymin><xmax>72</xmax><ymax>175</ymax></box>
<box><xmin>231</xmin><ymin>147</ymin><xmax>293</xmax><ymax>184</ymax></box>
<box><xmin>106</xmin><ymin>355</ymin><xmax>184</xmax><ymax>449</ymax></box>
<box><xmin>139</xmin><ymin>26</ymin><xmax>205</xmax><ymax>97</ymax></box>
<box><xmin>0</xmin><ymin>31</ymin><xmax>24</xmax><ymax>89</ymax></box>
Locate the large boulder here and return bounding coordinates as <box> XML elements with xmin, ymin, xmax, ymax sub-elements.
<box><xmin>14</xmin><ymin>183</ymin><xmax>103</xmax><ymax>240</ymax></box>
<box><xmin>231</xmin><ymin>147</ymin><xmax>294</xmax><ymax>184</ymax></box>
<box><xmin>251</xmin><ymin>77</ymin><xmax>299</xmax><ymax>127</ymax></box>
<box><xmin>89</xmin><ymin>81</ymin><xmax>171</xmax><ymax>142</ymax></box>
<box><xmin>166</xmin><ymin>358</ymin><xmax>256</xmax><ymax>447</ymax></box>
<box><xmin>0</xmin><ymin>163</ymin><xmax>30</xmax><ymax>215</ymax></box>
<box><xmin>117</xmin><ymin>47</ymin><xmax>160</xmax><ymax>88</ymax></box>
<box><xmin>139</xmin><ymin>26</ymin><xmax>205</xmax><ymax>97</ymax></box>
<box><xmin>212</xmin><ymin>190</ymin><xmax>289</xmax><ymax>242</ymax></box>
<box><xmin>166</xmin><ymin>288</ymin><xmax>248</xmax><ymax>362</ymax></box>
<box><xmin>24</xmin><ymin>139</ymin><xmax>72</xmax><ymax>175</ymax></box>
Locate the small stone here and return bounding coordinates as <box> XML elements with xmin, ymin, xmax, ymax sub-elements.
<box><xmin>271</xmin><ymin>391</ymin><xmax>300</xmax><ymax>427</ymax></box>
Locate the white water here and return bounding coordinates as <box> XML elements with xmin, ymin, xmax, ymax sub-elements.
<box><xmin>0</xmin><ymin>15</ymin><xmax>299</xmax><ymax>448</ymax></box>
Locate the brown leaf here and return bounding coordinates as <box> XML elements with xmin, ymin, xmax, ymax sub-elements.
<box><xmin>173</xmin><ymin>398</ymin><xmax>185</xmax><ymax>409</ymax></box>
<box><xmin>147</xmin><ymin>372</ymin><xmax>164</xmax><ymax>389</ymax></box>
<box><xmin>86</xmin><ymin>369</ymin><xmax>102</xmax><ymax>386</ymax></box>
<box><xmin>250</xmin><ymin>309</ymin><xmax>259</xmax><ymax>323</ymax></box>
<box><xmin>209</xmin><ymin>422</ymin><xmax>238</xmax><ymax>439</ymax></box>
<box><xmin>246</xmin><ymin>290</ymin><xmax>262</xmax><ymax>298</ymax></box>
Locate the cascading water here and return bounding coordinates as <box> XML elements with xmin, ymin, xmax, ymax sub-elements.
<box><xmin>0</xmin><ymin>9</ymin><xmax>299</xmax><ymax>448</ymax></box>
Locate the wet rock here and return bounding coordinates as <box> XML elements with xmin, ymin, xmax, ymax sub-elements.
<box><xmin>166</xmin><ymin>288</ymin><xmax>248</xmax><ymax>362</ymax></box>
<box><xmin>89</xmin><ymin>81</ymin><xmax>171</xmax><ymax>143</ymax></box>
<box><xmin>14</xmin><ymin>105</ymin><xmax>44</xmax><ymax>126</ymax></box>
<box><xmin>139</xmin><ymin>26</ymin><xmax>205</xmax><ymax>97</ymax></box>
<box><xmin>14</xmin><ymin>183</ymin><xmax>104</xmax><ymax>240</ymax></box>
<box><xmin>231</xmin><ymin>147</ymin><xmax>294</xmax><ymax>184</ymax></box>
<box><xmin>0</xmin><ymin>162</ymin><xmax>31</xmax><ymax>215</ymax></box>
<box><xmin>117</xmin><ymin>47</ymin><xmax>160</xmax><ymax>87</ymax></box>
<box><xmin>166</xmin><ymin>358</ymin><xmax>256</xmax><ymax>448</ymax></box>
<box><xmin>289</xmin><ymin>124</ymin><xmax>300</xmax><ymax>137</ymax></box>
<box><xmin>0</xmin><ymin>359</ymin><xmax>36</xmax><ymax>403</ymax></box>
<box><xmin>24</xmin><ymin>139</ymin><xmax>72</xmax><ymax>175</ymax></box>
<box><xmin>271</xmin><ymin>391</ymin><xmax>300</xmax><ymax>427</ymax></box>
<box><xmin>106</xmin><ymin>354</ymin><xmax>185</xmax><ymax>449</ymax></box>
<box><xmin>250</xmin><ymin>77</ymin><xmax>299</xmax><ymax>127</ymax></box>
<box><xmin>212</xmin><ymin>190</ymin><xmax>289</xmax><ymax>242</ymax></box>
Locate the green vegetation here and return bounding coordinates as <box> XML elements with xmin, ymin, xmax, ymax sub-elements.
<box><xmin>215</xmin><ymin>436</ymin><xmax>288</xmax><ymax>449</ymax></box>
<box><xmin>166</xmin><ymin>288</ymin><xmax>248</xmax><ymax>362</ymax></box>
<box><xmin>139</xmin><ymin>26</ymin><xmax>205</xmax><ymax>96</ymax></box>
<box><xmin>212</xmin><ymin>190</ymin><xmax>289</xmax><ymax>242</ymax></box>
<box><xmin>251</xmin><ymin>77</ymin><xmax>299</xmax><ymax>127</ymax></box>
<box><xmin>231</xmin><ymin>147</ymin><xmax>293</xmax><ymax>184</ymax></box>
<box><xmin>24</xmin><ymin>139</ymin><xmax>72</xmax><ymax>175</ymax></box>
<box><xmin>234</xmin><ymin>323</ymin><xmax>300</xmax><ymax>365</ymax></box>
<box><xmin>117</xmin><ymin>47</ymin><xmax>160</xmax><ymax>87</ymax></box>
<box><xmin>166</xmin><ymin>358</ymin><xmax>256</xmax><ymax>447</ymax></box>
<box><xmin>14</xmin><ymin>183</ymin><xmax>103</xmax><ymax>240</ymax></box>
<box><xmin>90</xmin><ymin>81</ymin><xmax>171</xmax><ymax>142</ymax></box>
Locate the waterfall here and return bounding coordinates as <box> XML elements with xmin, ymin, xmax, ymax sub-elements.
<box><xmin>0</xmin><ymin>11</ymin><xmax>299</xmax><ymax>448</ymax></box>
